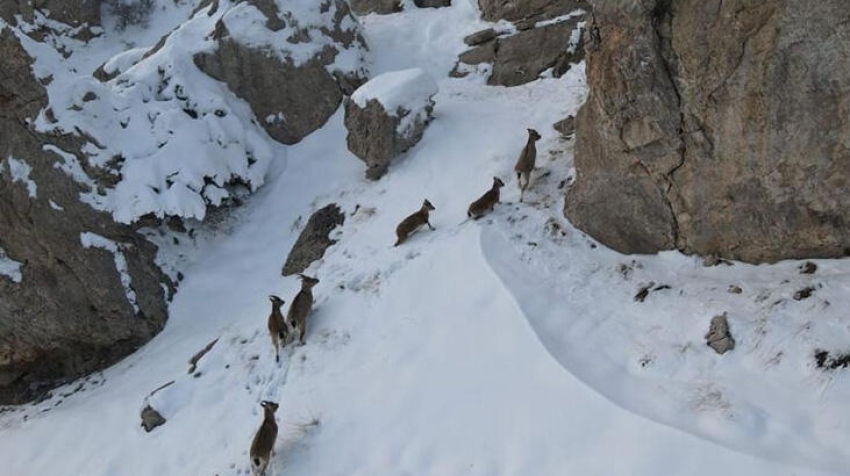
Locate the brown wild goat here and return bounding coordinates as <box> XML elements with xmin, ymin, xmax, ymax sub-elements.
<box><xmin>249</xmin><ymin>400</ymin><xmax>279</xmax><ymax>476</ymax></box>
<box><xmin>287</xmin><ymin>275</ymin><xmax>319</xmax><ymax>345</ymax></box>
<box><xmin>514</xmin><ymin>128</ymin><xmax>541</xmax><ymax>202</ymax></box>
<box><xmin>267</xmin><ymin>295</ymin><xmax>287</xmax><ymax>363</ymax></box>
<box><xmin>467</xmin><ymin>177</ymin><xmax>505</xmax><ymax>219</ymax></box>
<box><xmin>394</xmin><ymin>199</ymin><xmax>436</xmax><ymax>246</ymax></box>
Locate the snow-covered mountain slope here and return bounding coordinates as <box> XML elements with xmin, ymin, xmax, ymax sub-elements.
<box><xmin>1</xmin><ymin>2</ymin><xmax>849</xmax><ymax>475</ymax></box>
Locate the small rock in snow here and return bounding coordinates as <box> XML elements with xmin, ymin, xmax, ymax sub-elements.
<box><xmin>705</xmin><ymin>313</ymin><xmax>735</xmax><ymax>355</ymax></box>
<box><xmin>800</xmin><ymin>262</ymin><xmax>817</xmax><ymax>274</ymax></box>
<box><xmin>141</xmin><ymin>405</ymin><xmax>166</xmax><ymax>432</ymax></box>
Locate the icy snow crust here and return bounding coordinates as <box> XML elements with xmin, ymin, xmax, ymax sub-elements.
<box><xmin>0</xmin><ymin>2</ymin><xmax>848</xmax><ymax>476</ymax></box>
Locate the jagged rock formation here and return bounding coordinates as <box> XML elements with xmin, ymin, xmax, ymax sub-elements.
<box><xmin>282</xmin><ymin>204</ymin><xmax>345</xmax><ymax>276</ymax></box>
<box><xmin>566</xmin><ymin>0</ymin><xmax>850</xmax><ymax>263</ymax></box>
<box><xmin>0</xmin><ymin>28</ymin><xmax>168</xmax><ymax>404</ymax></box>
<box><xmin>452</xmin><ymin>2</ymin><xmax>587</xmax><ymax>87</ymax></box>
<box><xmin>344</xmin><ymin>68</ymin><xmax>437</xmax><ymax>179</ymax></box>
<box><xmin>194</xmin><ymin>0</ymin><xmax>369</xmax><ymax>145</ymax></box>
<box><xmin>0</xmin><ymin>0</ymin><xmax>101</xmax><ymax>27</ymax></box>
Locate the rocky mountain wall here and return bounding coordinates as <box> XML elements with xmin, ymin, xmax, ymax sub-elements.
<box><xmin>0</xmin><ymin>28</ymin><xmax>168</xmax><ymax>404</ymax></box>
<box><xmin>567</xmin><ymin>0</ymin><xmax>850</xmax><ymax>263</ymax></box>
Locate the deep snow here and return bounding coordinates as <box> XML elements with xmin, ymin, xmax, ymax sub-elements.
<box><xmin>1</xmin><ymin>1</ymin><xmax>849</xmax><ymax>475</ymax></box>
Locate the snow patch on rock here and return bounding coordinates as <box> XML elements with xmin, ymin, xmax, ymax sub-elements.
<box><xmin>0</xmin><ymin>247</ymin><xmax>23</xmax><ymax>283</ymax></box>
<box><xmin>5</xmin><ymin>156</ymin><xmax>38</xmax><ymax>198</ymax></box>
<box><xmin>80</xmin><ymin>232</ymin><xmax>139</xmax><ymax>313</ymax></box>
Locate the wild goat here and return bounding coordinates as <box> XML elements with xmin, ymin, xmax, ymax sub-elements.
<box><xmin>467</xmin><ymin>177</ymin><xmax>505</xmax><ymax>219</ymax></box>
<box><xmin>249</xmin><ymin>400</ymin><xmax>279</xmax><ymax>476</ymax></box>
<box><xmin>267</xmin><ymin>295</ymin><xmax>287</xmax><ymax>363</ymax></box>
<box><xmin>394</xmin><ymin>199</ymin><xmax>436</xmax><ymax>246</ymax></box>
<box><xmin>287</xmin><ymin>274</ymin><xmax>319</xmax><ymax>345</ymax></box>
<box><xmin>514</xmin><ymin>128</ymin><xmax>541</xmax><ymax>202</ymax></box>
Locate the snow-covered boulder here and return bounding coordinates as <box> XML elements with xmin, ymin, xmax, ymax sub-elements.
<box><xmin>194</xmin><ymin>0</ymin><xmax>369</xmax><ymax>145</ymax></box>
<box><xmin>344</xmin><ymin>68</ymin><xmax>437</xmax><ymax>180</ymax></box>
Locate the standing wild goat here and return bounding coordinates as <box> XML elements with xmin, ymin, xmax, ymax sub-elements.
<box><xmin>267</xmin><ymin>295</ymin><xmax>287</xmax><ymax>363</ymax></box>
<box><xmin>467</xmin><ymin>177</ymin><xmax>505</xmax><ymax>219</ymax></box>
<box><xmin>249</xmin><ymin>400</ymin><xmax>279</xmax><ymax>476</ymax></box>
<box><xmin>394</xmin><ymin>199</ymin><xmax>436</xmax><ymax>246</ymax></box>
<box><xmin>287</xmin><ymin>274</ymin><xmax>319</xmax><ymax>345</ymax></box>
<box><xmin>514</xmin><ymin>128</ymin><xmax>541</xmax><ymax>202</ymax></box>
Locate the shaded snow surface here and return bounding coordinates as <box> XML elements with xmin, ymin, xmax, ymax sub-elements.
<box><xmin>1</xmin><ymin>2</ymin><xmax>849</xmax><ymax>475</ymax></box>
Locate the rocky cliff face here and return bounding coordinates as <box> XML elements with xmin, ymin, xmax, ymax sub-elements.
<box><xmin>567</xmin><ymin>0</ymin><xmax>850</xmax><ymax>263</ymax></box>
<box><xmin>0</xmin><ymin>28</ymin><xmax>168</xmax><ymax>404</ymax></box>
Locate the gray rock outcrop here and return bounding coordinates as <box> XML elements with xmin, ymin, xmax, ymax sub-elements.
<box><xmin>0</xmin><ymin>29</ymin><xmax>168</xmax><ymax>404</ymax></box>
<box><xmin>282</xmin><ymin>204</ymin><xmax>345</xmax><ymax>276</ymax></box>
<box><xmin>194</xmin><ymin>0</ymin><xmax>369</xmax><ymax>145</ymax></box>
<box><xmin>566</xmin><ymin>0</ymin><xmax>850</xmax><ymax>263</ymax></box>
<box><xmin>452</xmin><ymin>9</ymin><xmax>586</xmax><ymax>87</ymax></box>
<box><xmin>344</xmin><ymin>68</ymin><xmax>437</xmax><ymax>179</ymax></box>
<box><xmin>477</xmin><ymin>0</ymin><xmax>586</xmax><ymax>22</ymax></box>
<box><xmin>705</xmin><ymin>313</ymin><xmax>735</xmax><ymax>355</ymax></box>
<box><xmin>349</xmin><ymin>0</ymin><xmax>400</xmax><ymax>15</ymax></box>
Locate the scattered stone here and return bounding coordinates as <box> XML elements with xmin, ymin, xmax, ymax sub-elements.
<box><xmin>702</xmin><ymin>254</ymin><xmax>733</xmax><ymax>267</ymax></box>
<box><xmin>282</xmin><ymin>204</ymin><xmax>345</xmax><ymax>276</ymax></box>
<box><xmin>187</xmin><ymin>338</ymin><xmax>219</xmax><ymax>374</ymax></box>
<box><xmin>815</xmin><ymin>349</ymin><xmax>850</xmax><ymax>370</ymax></box>
<box><xmin>344</xmin><ymin>68</ymin><xmax>438</xmax><ymax>179</ymax></box>
<box><xmin>705</xmin><ymin>313</ymin><xmax>735</xmax><ymax>355</ymax></box>
<box><xmin>141</xmin><ymin>405</ymin><xmax>166</xmax><ymax>432</ymax></box>
<box><xmin>793</xmin><ymin>286</ymin><xmax>816</xmax><ymax>301</ymax></box>
<box><xmin>800</xmin><ymin>262</ymin><xmax>817</xmax><ymax>274</ymax></box>
<box><xmin>463</xmin><ymin>28</ymin><xmax>497</xmax><ymax>46</ymax></box>
<box><xmin>728</xmin><ymin>285</ymin><xmax>743</xmax><ymax>294</ymax></box>
<box><xmin>634</xmin><ymin>282</ymin><xmax>655</xmax><ymax>303</ymax></box>
<box><xmin>553</xmin><ymin>115</ymin><xmax>575</xmax><ymax>138</ymax></box>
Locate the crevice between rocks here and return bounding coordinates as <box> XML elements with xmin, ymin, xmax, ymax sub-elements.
<box><xmin>650</xmin><ymin>0</ymin><xmax>684</xmax><ymax>249</ymax></box>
